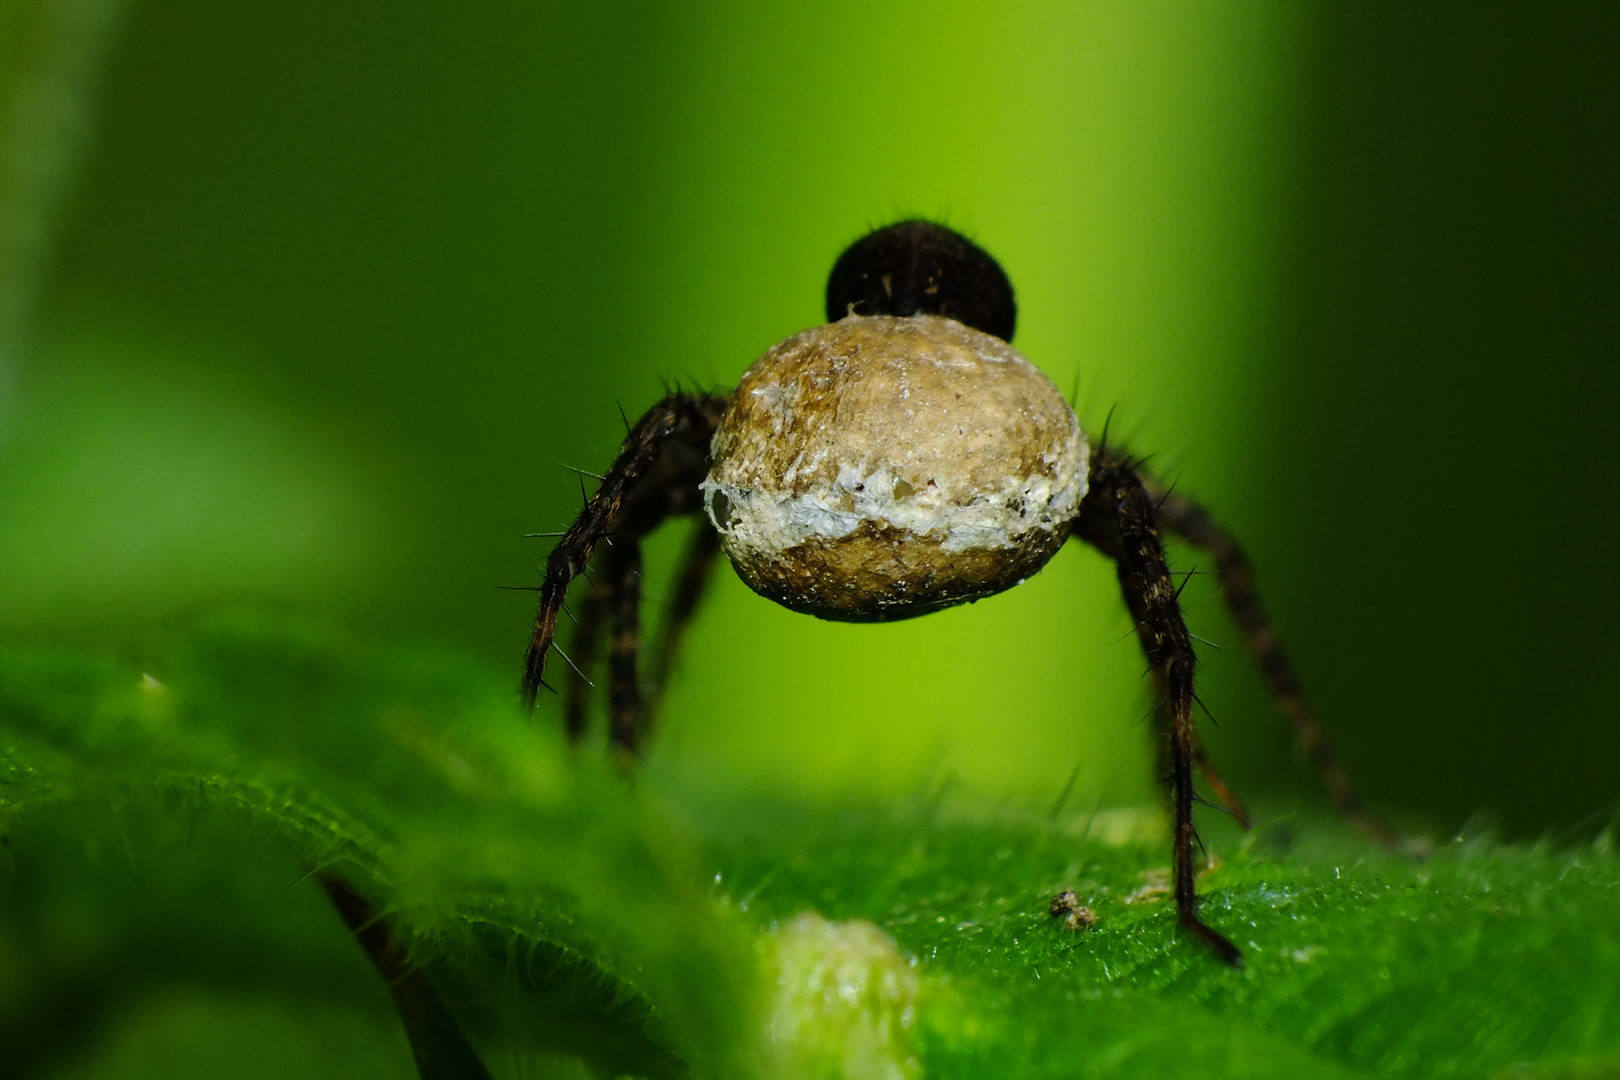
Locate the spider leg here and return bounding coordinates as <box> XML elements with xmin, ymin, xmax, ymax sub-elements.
<box><xmin>607</xmin><ymin>540</ymin><xmax>645</xmax><ymax>755</ymax></box>
<box><xmin>647</xmin><ymin>522</ymin><xmax>723</xmax><ymax>714</ymax></box>
<box><xmin>1195</xmin><ymin>732</ymin><xmax>1252</xmax><ymax>828</ymax></box>
<box><xmin>1141</xmin><ymin>477</ymin><xmax>1393</xmax><ymax>845</ymax></box>
<box><xmin>1074</xmin><ymin>449</ymin><xmax>1243</xmax><ymax>967</ymax></box>
<box><xmin>1149</xmin><ymin>671</ymin><xmax>1253</xmax><ymax>828</ymax></box>
<box><xmin>564</xmin><ymin>554</ymin><xmax>616</xmax><ymax>742</ymax></box>
<box><xmin>561</xmin><ymin>479</ymin><xmax>716</xmax><ymax>748</ymax></box>
<box><xmin>521</xmin><ymin>392</ymin><xmax>728</xmax><ymax>711</ymax></box>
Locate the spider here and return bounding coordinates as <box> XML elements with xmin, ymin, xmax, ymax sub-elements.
<box><xmin>520</xmin><ymin>220</ymin><xmax>1383</xmax><ymax>966</ymax></box>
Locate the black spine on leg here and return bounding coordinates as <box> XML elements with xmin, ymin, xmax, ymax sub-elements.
<box><xmin>521</xmin><ymin>392</ymin><xmax>727</xmax><ymax>712</ymax></box>
<box><xmin>1143</xmin><ymin>479</ymin><xmax>1392</xmax><ymax>845</ymax></box>
<box><xmin>1075</xmin><ymin>451</ymin><xmax>1243</xmax><ymax>967</ymax></box>
<box><xmin>1193</xmin><ymin>733</ymin><xmax>1253</xmax><ymax>830</ymax></box>
<box><xmin>608</xmin><ymin>542</ymin><xmax>644</xmax><ymax>755</ymax></box>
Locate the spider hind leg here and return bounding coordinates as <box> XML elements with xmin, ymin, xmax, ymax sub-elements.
<box><xmin>648</xmin><ymin>522</ymin><xmax>723</xmax><ymax>716</ymax></box>
<box><xmin>1150</xmin><ymin>672</ymin><xmax>1254</xmax><ymax>829</ymax></box>
<box><xmin>522</xmin><ymin>392</ymin><xmax>728</xmax><ymax>751</ymax></box>
<box><xmin>563</xmin><ymin>519</ymin><xmax>719</xmax><ymax>755</ymax></box>
<box><xmin>1143</xmin><ymin>479</ymin><xmax>1393</xmax><ymax>845</ymax></box>
<box><xmin>607</xmin><ymin>540</ymin><xmax>645</xmax><ymax>754</ymax></box>
<box><xmin>564</xmin><ymin>554</ymin><xmax>616</xmax><ymax>742</ymax></box>
<box><xmin>1074</xmin><ymin>449</ymin><xmax>1243</xmax><ymax>967</ymax></box>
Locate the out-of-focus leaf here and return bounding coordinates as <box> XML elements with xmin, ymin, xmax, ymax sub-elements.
<box><xmin>0</xmin><ymin>615</ymin><xmax>758</xmax><ymax>1079</ymax></box>
<box><xmin>4</xmin><ymin>620</ymin><xmax>1618</xmax><ymax>1079</ymax></box>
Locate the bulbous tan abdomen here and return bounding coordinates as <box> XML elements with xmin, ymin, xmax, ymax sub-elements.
<box><xmin>702</xmin><ymin>314</ymin><xmax>1088</xmax><ymax>621</ymax></box>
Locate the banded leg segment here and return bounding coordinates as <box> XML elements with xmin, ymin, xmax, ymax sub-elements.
<box><xmin>607</xmin><ymin>542</ymin><xmax>645</xmax><ymax>754</ymax></box>
<box><xmin>648</xmin><ymin>522</ymin><xmax>723</xmax><ymax>712</ymax></box>
<box><xmin>559</xmin><ymin>475</ymin><xmax>719</xmax><ymax>750</ymax></box>
<box><xmin>1075</xmin><ymin>451</ymin><xmax>1243</xmax><ymax>966</ymax></box>
<box><xmin>522</xmin><ymin>392</ymin><xmax>727</xmax><ymax>710</ymax></box>
<box><xmin>565</xmin><ymin>556</ymin><xmax>617</xmax><ymax>743</ymax></box>
<box><xmin>1151</xmin><ymin>669</ymin><xmax>1254</xmax><ymax>828</ymax></box>
<box><xmin>1143</xmin><ymin>479</ymin><xmax>1391</xmax><ymax>844</ymax></box>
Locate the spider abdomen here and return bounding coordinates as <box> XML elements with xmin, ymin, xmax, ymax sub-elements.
<box><xmin>702</xmin><ymin>314</ymin><xmax>1088</xmax><ymax>621</ymax></box>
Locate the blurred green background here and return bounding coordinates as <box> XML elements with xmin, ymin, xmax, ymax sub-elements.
<box><xmin>1</xmin><ymin>0</ymin><xmax>1615</xmax><ymax>832</ymax></box>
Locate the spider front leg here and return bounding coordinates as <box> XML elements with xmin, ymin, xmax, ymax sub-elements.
<box><xmin>1074</xmin><ymin>449</ymin><xmax>1244</xmax><ymax>967</ymax></box>
<box><xmin>523</xmin><ymin>392</ymin><xmax>727</xmax><ymax>715</ymax></box>
<box><xmin>1142</xmin><ymin>478</ymin><xmax>1393</xmax><ymax>845</ymax></box>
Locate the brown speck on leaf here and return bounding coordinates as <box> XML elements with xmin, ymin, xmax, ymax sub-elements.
<box><xmin>1048</xmin><ymin>890</ymin><xmax>1097</xmax><ymax>931</ymax></box>
<box><xmin>1065</xmin><ymin>907</ymin><xmax>1097</xmax><ymax>931</ymax></box>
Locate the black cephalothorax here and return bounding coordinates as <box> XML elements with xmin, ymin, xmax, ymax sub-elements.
<box><xmin>519</xmin><ymin>220</ymin><xmax>1385</xmax><ymax>967</ymax></box>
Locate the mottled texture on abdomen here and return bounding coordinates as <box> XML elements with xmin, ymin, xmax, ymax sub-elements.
<box><xmin>703</xmin><ymin>314</ymin><xmax>1087</xmax><ymax>621</ymax></box>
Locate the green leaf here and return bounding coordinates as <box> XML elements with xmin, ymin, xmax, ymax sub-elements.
<box><xmin>0</xmin><ymin>615</ymin><xmax>758</xmax><ymax>1079</ymax></box>
<box><xmin>694</xmin><ymin>798</ymin><xmax>1620</xmax><ymax>1079</ymax></box>
<box><xmin>3</xmin><ymin>619</ymin><xmax>1618</xmax><ymax>1079</ymax></box>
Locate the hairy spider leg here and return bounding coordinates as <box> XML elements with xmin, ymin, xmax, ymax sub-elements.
<box><xmin>561</xmin><ymin>464</ymin><xmax>718</xmax><ymax>748</ymax></box>
<box><xmin>1193</xmin><ymin>731</ymin><xmax>1254</xmax><ymax>829</ymax></box>
<box><xmin>565</xmin><ymin>552</ymin><xmax>617</xmax><ymax>742</ymax></box>
<box><xmin>319</xmin><ymin>871</ymin><xmax>495</xmax><ymax>1080</ymax></box>
<box><xmin>1149</xmin><ymin>667</ymin><xmax>1255</xmax><ymax>829</ymax></box>
<box><xmin>607</xmin><ymin>541</ymin><xmax>645</xmax><ymax>753</ymax></box>
<box><xmin>647</xmin><ymin>522</ymin><xmax>723</xmax><ymax>715</ymax></box>
<box><xmin>1074</xmin><ymin>450</ymin><xmax>1244</xmax><ymax>967</ymax></box>
<box><xmin>1142</xmin><ymin>480</ymin><xmax>1393</xmax><ymax>846</ymax></box>
<box><xmin>558</xmin><ymin>492</ymin><xmax>663</xmax><ymax>741</ymax></box>
<box><xmin>522</xmin><ymin>393</ymin><xmax>728</xmax><ymax>712</ymax></box>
